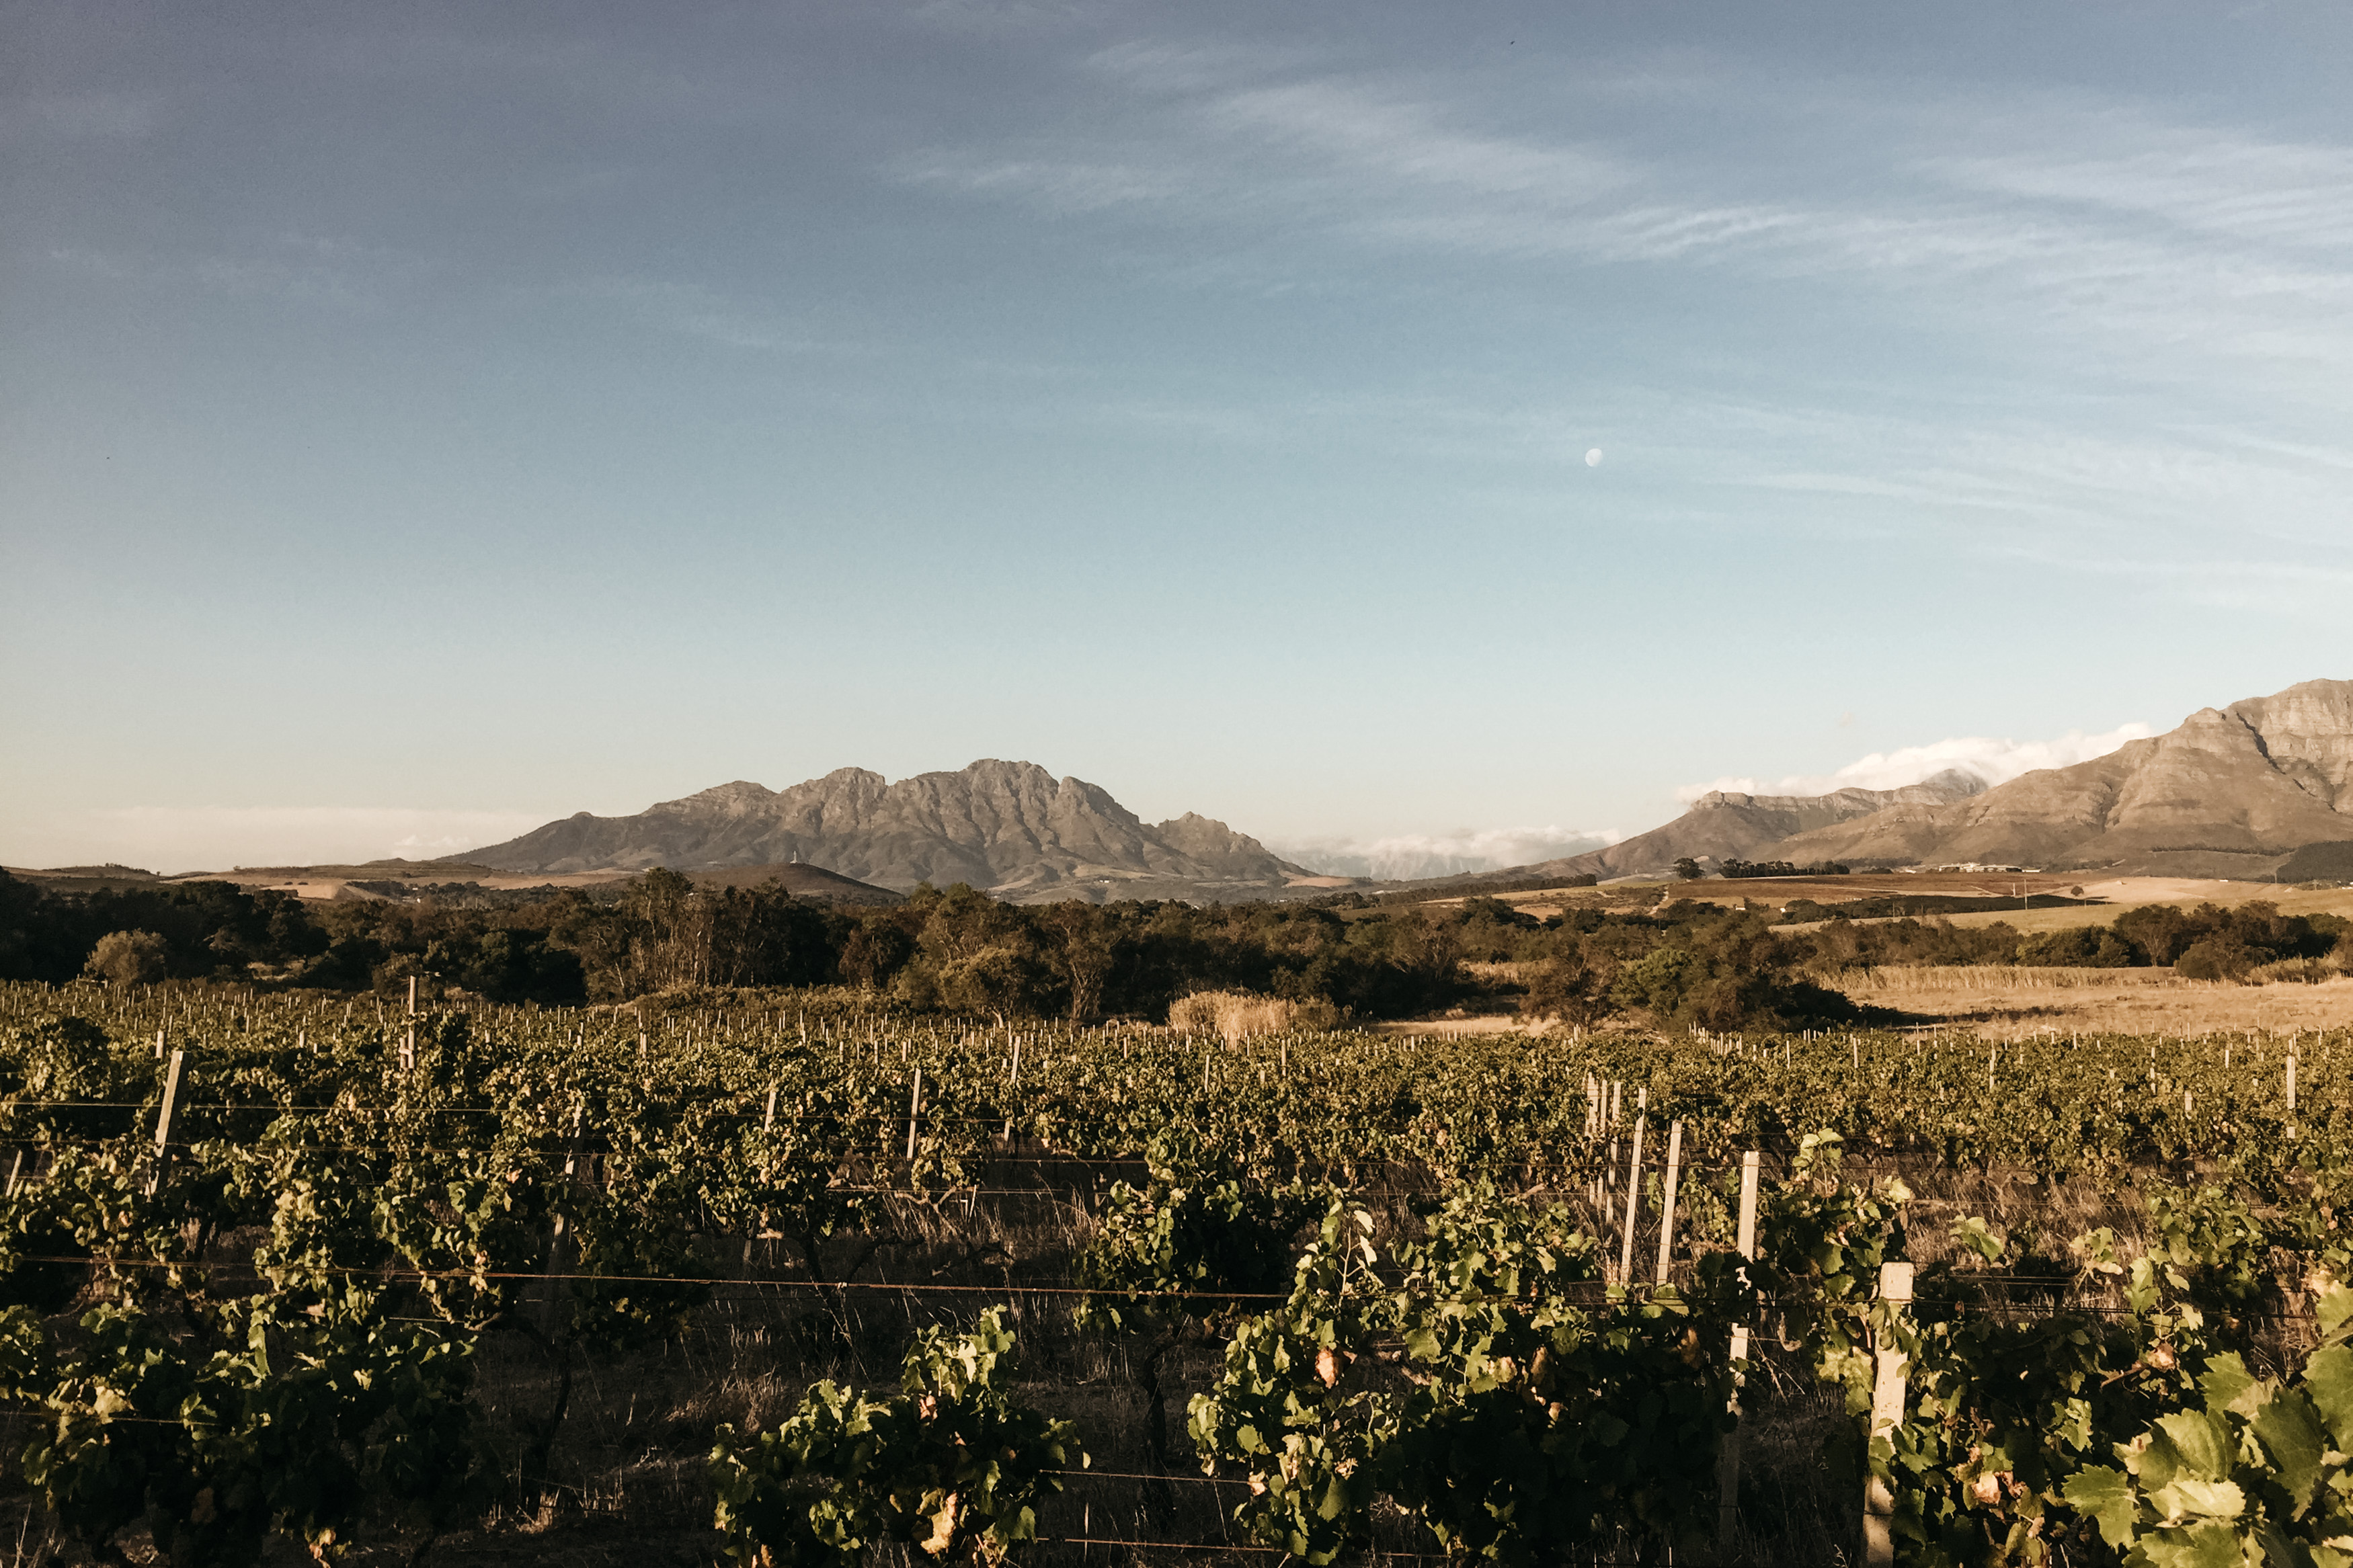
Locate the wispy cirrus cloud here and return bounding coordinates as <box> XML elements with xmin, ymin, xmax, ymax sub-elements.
<box><xmin>45</xmin><ymin>230</ymin><xmax>437</xmax><ymax>306</ymax></box>
<box><xmin>1929</xmin><ymin>118</ymin><xmax>2353</xmax><ymax>251</ymax></box>
<box><xmin>902</xmin><ymin>43</ymin><xmax>2353</xmax><ymax>386</ymax></box>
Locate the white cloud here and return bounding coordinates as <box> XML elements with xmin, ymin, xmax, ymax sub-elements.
<box><xmin>5</xmin><ymin>807</ymin><xmax>555</xmax><ymax>877</ymax></box>
<box><xmin>1678</xmin><ymin>723</ymin><xmax>2156</xmax><ymax>802</ymax></box>
<box><xmin>1273</xmin><ymin>826</ymin><xmax>1620</xmax><ymax>881</ymax></box>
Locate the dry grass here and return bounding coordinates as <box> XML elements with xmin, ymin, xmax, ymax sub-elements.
<box><xmin>1845</xmin><ymin>967</ymin><xmax>2353</xmax><ymax>1040</ymax></box>
<box><xmin>1166</xmin><ymin>989</ymin><xmax>1339</xmax><ymax>1044</ymax></box>
<box><xmin>1843</xmin><ymin>964</ymin><xmax>2194</xmax><ymax>993</ymax></box>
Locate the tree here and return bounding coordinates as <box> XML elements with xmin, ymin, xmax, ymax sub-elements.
<box><xmin>1671</xmin><ymin>858</ymin><xmax>1704</xmax><ymax>881</ymax></box>
<box><xmin>1041</xmin><ymin>902</ymin><xmax>1120</xmax><ymax>1023</ymax></box>
<box><xmin>83</xmin><ymin>930</ymin><xmax>169</xmax><ymax>987</ymax></box>
<box><xmin>1518</xmin><ymin>936</ymin><xmax>1616</xmax><ymax>1027</ymax></box>
<box><xmin>838</xmin><ymin>920</ymin><xmax>916</xmax><ymax>989</ymax></box>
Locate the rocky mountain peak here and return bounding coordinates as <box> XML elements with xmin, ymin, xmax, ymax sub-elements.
<box><xmin>461</xmin><ymin>759</ymin><xmax>1312</xmax><ymax>902</ymax></box>
<box><xmin>1772</xmin><ymin>677</ymin><xmax>2353</xmax><ymax>876</ymax></box>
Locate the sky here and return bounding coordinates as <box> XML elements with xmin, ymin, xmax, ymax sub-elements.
<box><xmin>5</xmin><ymin>1</ymin><xmax>2351</xmax><ymax>876</ymax></box>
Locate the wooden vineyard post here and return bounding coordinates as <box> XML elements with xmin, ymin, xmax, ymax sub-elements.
<box><xmin>1585</xmin><ymin>1073</ymin><xmax>1603</xmax><ymax>1210</ymax></box>
<box><xmin>153</xmin><ymin>1027</ymin><xmax>165</xmax><ymax>1061</ymax></box>
<box><xmin>1718</xmin><ymin>1151</ymin><xmax>1763</xmax><ymax>1549</ymax></box>
<box><xmin>1001</xmin><ymin>1038</ymin><xmax>1023</xmax><ymax>1144</ymax></box>
<box><xmin>147</xmin><ymin>1049</ymin><xmax>187</xmax><ymax>1197</ymax></box>
<box><xmin>1616</xmin><ymin>1102</ymin><xmax>1648</xmax><ymax>1283</ymax></box>
<box><xmin>5</xmin><ymin>1148</ymin><xmax>23</xmax><ymax>1198</ymax></box>
<box><xmin>906</xmin><ymin>1067</ymin><xmax>923</xmax><ymax>1163</ymax></box>
<box><xmin>745</xmin><ymin>1083</ymin><xmax>779</xmax><ymax>1270</ymax></box>
<box><xmin>542</xmin><ymin>1104</ymin><xmax>585</xmax><ymax>1333</ymax></box>
<box><xmin>400</xmin><ymin>974</ymin><xmax>417</xmax><ymax>1073</ymax></box>
<box><xmin>1652</xmin><ymin>1120</ymin><xmax>1684</xmax><ymax>1285</ymax></box>
<box><xmin>1862</xmin><ymin>1261</ymin><xmax>1915</xmax><ymax>1568</ymax></box>
<box><xmin>2288</xmin><ymin>1050</ymin><xmax>2299</xmax><ymax>1114</ymax></box>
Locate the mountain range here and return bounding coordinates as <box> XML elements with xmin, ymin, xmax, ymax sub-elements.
<box><xmin>1556</xmin><ymin>677</ymin><xmax>2353</xmax><ymax>880</ymax></box>
<box><xmin>460</xmin><ymin>759</ymin><xmax>1322</xmax><ymax>903</ymax></box>
<box><xmin>1509</xmin><ymin>770</ymin><xmax>1990</xmax><ymax>884</ymax></box>
<box><xmin>456</xmin><ymin>677</ymin><xmax>2353</xmax><ymax>899</ymax></box>
<box><xmin>1769</xmin><ymin>678</ymin><xmax>2353</xmax><ymax>877</ymax></box>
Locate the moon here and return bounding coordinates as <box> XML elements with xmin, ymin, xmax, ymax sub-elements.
<box><xmin>1585</xmin><ymin>448</ymin><xmax>1603</xmax><ymax>467</ymax></box>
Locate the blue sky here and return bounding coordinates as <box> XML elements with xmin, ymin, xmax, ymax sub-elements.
<box><xmin>5</xmin><ymin>2</ymin><xmax>2350</xmax><ymax>875</ymax></box>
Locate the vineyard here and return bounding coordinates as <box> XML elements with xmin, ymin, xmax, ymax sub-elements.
<box><xmin>2</xmin><ymin>979</ymin><xmax>2352</xmax><ymax>1565</ymax></box>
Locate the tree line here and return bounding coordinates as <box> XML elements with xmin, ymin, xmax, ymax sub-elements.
<box><xmin>9</xmin><ymin>866</ymin><xmax>2344</xmax><ymax>1030</ymax></box>
<box><xmin>1453</xmin><ymin>895</ymin><xmax>2352</xmax><ymax>1032</ymax></box>
<box><xmin>0</xmin><ymin>868</ymin><xmax>1468</xmax><ymax>1022</ymax></box>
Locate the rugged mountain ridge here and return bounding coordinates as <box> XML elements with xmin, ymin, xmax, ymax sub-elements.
<box><xmin>459</xmin><ymin>759</ymin><xmax>1318</xmax><ymax>902</ymax></box>
<box><xmin>1503</xmin><ymin>770</ymin><xmax>1988</xmax><ymax>882</ymax></box>
<box><xmin>1775</xmin><ymin>678</ymin><xmax>2353</xmax><ymax>876</ymax></box>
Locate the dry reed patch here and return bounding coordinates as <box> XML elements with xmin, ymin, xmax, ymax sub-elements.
<box><xmin>1843</xmin><ymin>965</ymin><xmax>2186</xmax><ymax>993</ymax></box>
<box><xmin>1371</xmin><ymin>1013</ymin><xmax>1544</xmax><ymax>1037</ymax></box>
<box><xmin>1845</xmin><ymin>968</ymin><xmax>2353</xmax><ymax>1039</ymax></box>
<box><xmin>1166</xmin><ymin>989</ymin><xmax>1338</xmax><ymax>1043</ymax></box>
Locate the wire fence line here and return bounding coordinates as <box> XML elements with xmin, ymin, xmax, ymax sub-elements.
<box><xmin>13</xmin><ymin>1255</ymin><xmax>2314</xmax><ymax>1324</ymax></box>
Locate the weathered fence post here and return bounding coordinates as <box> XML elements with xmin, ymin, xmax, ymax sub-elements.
<box><xmin>1652</xmin><ymin>1120</ymin><xmax>1684</xmax><ymax>1285</ymax></box>
<box><xmin>1616</xmin><ymin>1103</ymin><xmax>1648</xmax><ymax>1283</ymax></box>
<box><xmin>541</xmin><ymin>1103</ymin><xmax>586</xmax><ymax>1332</ymax></box>
<box><xmin>1863</xmin><ymin>1261</ymin><xmax>1915</xmax><ymax>1567</ymax></box>
<box><xmin>745</xmin><ymin>1083</ymin><xmax>779</xmax><ymax>1270</ymax></box>
<box><xmin>1002</xmin><ymin>1037</ymin><xmax>1022</xmax><ymax>1144</ymax></box>
<box><xmin>1717</xmin><ymin>1151</ymin><xmax>1763</xmax><ymax>1551</ymax></box>
<box><xmin>398</xmin><ymin>975</ymin><xmax>417</xmax><ymax>1073</ymax></box>
<box><xmin>906</xmin><ymin>1067</ymin><xmax>924</xmax><ymax>1163</ymax></box>
<box><xmin>147</xmin><ymin>1049</ymin><xmax>187</xmax><ymax>1197</ymax></box>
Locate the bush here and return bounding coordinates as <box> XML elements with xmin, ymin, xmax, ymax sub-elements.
<box><xmin>2016</xmin><ymin>926</ymin><xmax>2139</xmax><ymax>966</ymax></box>
<box><xmin>2176</xmin><ymin>937</ymin><xmax>2260</xmax><ymax>982</ymax></box>
<box><xmin>933</xmin><ymin>945</ymin><xmax>1055</xmax><ymax>1016</ymax></box>
<box><xmin>1518</xmin><ymin>948</ymin><xmax>1613</xmax><ymax>1027</ymax></box>
<box><xmin>82</xmin><ymin>930</ymin><xmax>169</xmax><ymax>987</ymax></box>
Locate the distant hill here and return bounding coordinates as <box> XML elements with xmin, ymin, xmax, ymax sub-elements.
<box><xmin>1490</xmin><ymin>770</ymin><xmax>1987</xmax><ymax>882</ymax></box>
<box><xmin>2276</xmin><ymin>841</ymin><xmax>2353</xmax><ymax>884</ymax></box>
<box><xmin>1775</xmin><ymin>678</ymin><xmax>2353</xmax><ymax>876</ymax></box>
<box><xmin>675</xmin><ymin>863</ymin><xmax>903</xmax><ymax>907</ymax></box>
<box><xmin>458</xmin><ymin>759</ymin><xmax>1322</xmax><ymax>903</ymax></box>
